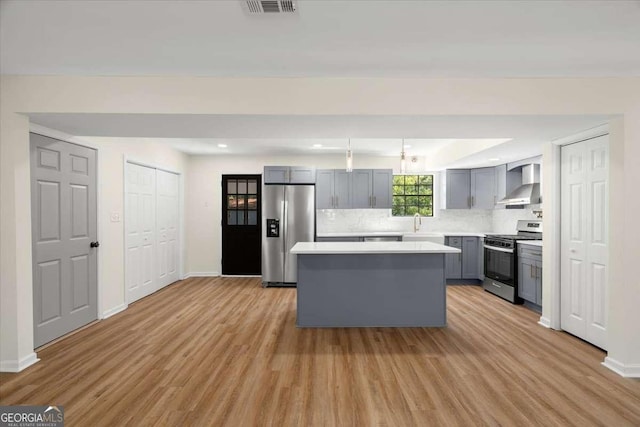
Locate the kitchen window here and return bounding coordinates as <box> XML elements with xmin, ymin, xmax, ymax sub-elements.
<box><xmin>392</xmin><ymin>175</ymin><xmax>434</xmax><ymax>216</ymax></box>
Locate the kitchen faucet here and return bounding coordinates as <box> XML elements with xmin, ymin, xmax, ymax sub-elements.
<box><xmin>413</xmin><ymin>213</ymin><xmax>422</xmax><ymax>232</ymax></box>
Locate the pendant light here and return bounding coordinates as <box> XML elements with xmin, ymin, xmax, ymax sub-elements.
<box><xmin>346</xmin><ymin>138</ymin><xmax>353</xmax><ymax>172</ymax></box>
<box><xmin>400</xmin><ymin>138</ymin><xmax>407</xmax><ymax>174</ymax></box>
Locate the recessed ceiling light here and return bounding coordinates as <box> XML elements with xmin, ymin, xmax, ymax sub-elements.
<box><xmin>218</xmin><ymin>144</ymin><xmax>228</xmax><ymax>148</ymax></box>
<box><xmin>405</xmin><ymin>144</ymin><xmax>412</xmax><ymax>149</ymax></box>
<box><xmin>488</xmin><ymin>157</ymin><xmax>500</xmax><ymax>161</ymax></box>
<box><xmin>312</xmin><ymin>144</ymin><xmax>323</xmax><ymax>148</ymax></box>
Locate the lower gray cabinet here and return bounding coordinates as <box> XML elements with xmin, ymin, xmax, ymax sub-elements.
<box><xmin>462</xmin><ymin>237</ymin><xmax>479</xmax><ymax>278</ymax></box>
<box><xmin>446</xmin><ymin>236</ymin><xmax>481</xmax><ymax>280</ymax></box>
<box><xmin>445</xmin><ymin>237</ymin><xmax>463</xmax><ymax>279</ymax></box>
<box><xmin>518</xmin><ymin>244</ymin><xmax>542</xmax><ymax>305</ymax></box>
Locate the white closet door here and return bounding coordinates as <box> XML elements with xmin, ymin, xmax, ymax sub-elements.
<box><xmin>125</xmin><ymin>163</ymin><xmax>157</xmax><ymax>303</ymax></box>
<box><xmin>156</xmin><ymin>169</ymin><xmax>180</xmax><ymax>289</ymax></box>
<box><xmin>561</xmin><ymin>135</ymin><xmax>609</xmax><ymax>349</ymax></box>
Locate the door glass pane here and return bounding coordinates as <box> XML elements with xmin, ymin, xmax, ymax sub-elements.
<box><xmin>237</xmin><ymin>210</ymin><xmax>245</xmax><ymax>225</ymax></box>
<box><xmin>248</xmin><ymin>180</ymin><xmax>257</xmax><ymax>193</ymax></box>
<box><xmin>227</xmin><ymin>180</ymin><xmax>237</xmax><ymax>194</ymax></box>
<box><xmin>238</xmin><ymin>180</ymin><xmax>247</xmax><ymax>194</ymax></box>
<box><xmin>227</xmin><ymin>195</ymin><xmax>237</xmax><ymax>209</ymax></box>
<box><xmin>248</xmin><ymin>211</ymin><xmax>257</xmax><ymax>225</ymax></box>
<box><xmin>247</xmin><ymin>195</ymin><xmax>257</xmax><ymax>209</ymax></box>
<box><xmin>236</xmin><ymin>195</ymin><xmax>246</xmax><ymax>209</ymax></box>
<box><xmin>227</xmin><ymin>210</ymin><xmax>237</xmax><ymax>225</ymax></box>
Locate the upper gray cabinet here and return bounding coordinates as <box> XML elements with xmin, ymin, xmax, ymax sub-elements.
<box><xmin>315</xmin><ymin>169</ymin><xmax>392</xmax><ymax>209</ymax></box>
<box><xmin>446</xmin><ymin>170</ymin><xmax>471</xmax><ymax>209</ymax></box>
<box><xmin>446</xmin><ymin>167</ymin><xmax>497</xmax><ymax>209</ymax></box>
<box><xmin>372</xmin><ymin>169</ymin><xmax>393</xmax><ymax>208</ymax></box>
<box><xmin>352</xmin><ymin>169</ymin><xmax>373</xmax><ymax>208</ymax></box>
<box><xmin>316</xmin><ymin>169</ymin><xmax>352</xmax><ymax>209</ymax></box>
<box><xmin>470</xmin><ymin>167</ymin><xmax>496</xmax><ymax>209</ymax></box>
<box><xmin>264</xmin><ymin>166</ymin><xmax>316</xmax><ymax>184</ymax></box>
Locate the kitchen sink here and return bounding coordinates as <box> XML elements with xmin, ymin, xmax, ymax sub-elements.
<box><xmin>401</xmin><ymin>232</ymin><xmax>445</xmax><ymax>244</ymax></box>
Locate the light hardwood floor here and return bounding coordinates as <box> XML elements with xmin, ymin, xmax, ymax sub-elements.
<box><xmin>1</xmin><ymin>278</ymin><xmax>639</xmax><ymax>426</ymax></box>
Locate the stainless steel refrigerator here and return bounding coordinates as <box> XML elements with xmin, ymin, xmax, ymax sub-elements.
<box><xmin>262</xmin><ymin>184</ymin><xmax>315</xmax><ymax>287</ymax></box>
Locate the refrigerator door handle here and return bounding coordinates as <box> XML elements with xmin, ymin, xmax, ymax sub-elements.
<box><xmin>281</xmin><ymin>200</ymin><xmax>287</xmax><ymax>253</ymax></box>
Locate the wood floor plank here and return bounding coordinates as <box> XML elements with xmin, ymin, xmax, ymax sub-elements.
<box><xmin>1</xmin><ymin>278</ymin><xmax>639</xmax><ymax>426</ymax></box>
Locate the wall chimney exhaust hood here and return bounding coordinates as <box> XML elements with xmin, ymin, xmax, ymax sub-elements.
<box><xmin>497</xmin><ymin>163</ymin><xmax>541</xmax><ymax>206</ymax></box>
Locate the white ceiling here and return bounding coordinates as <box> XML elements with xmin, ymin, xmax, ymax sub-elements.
<box><xmin>7</xmin><ymin>1</ymin><xmax>622</xmax><ymax>166</ymax></box>
<box><xmin>2</xmin><ymin>1</ymin><xmax>639</xmax><ymax>77</ymax></box>
<box><xmin>29</xmin><ymin>113</ymin><xmax>610</xmax><ymax>166</ymax></box>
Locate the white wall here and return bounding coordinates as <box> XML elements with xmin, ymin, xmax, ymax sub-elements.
<box><xmin>1</xmin><ymin>76</ymin><xmax>639</xmax><ymax>375</ymax></box>
<box><xmin>30</xmin><ymin>130</ymin><xmax>189</xmax><ymax>318</ymax></box>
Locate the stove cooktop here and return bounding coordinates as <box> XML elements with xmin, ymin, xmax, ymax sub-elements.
<box><xmin>487</xmin><ymin>234</ymin><xmax>541</xmax><ymax>241</ymax></box>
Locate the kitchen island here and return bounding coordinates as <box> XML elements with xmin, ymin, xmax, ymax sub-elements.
<box><xmin>290</xmin><ymin>241</ymin><xmax>461</xmax><ymax>328</ymax></box>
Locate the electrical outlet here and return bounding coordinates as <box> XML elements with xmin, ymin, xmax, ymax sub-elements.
<box><xmin>110</xmin><ymin>212</ymin><xmax>121</xmax><ymax>222</ymax></box>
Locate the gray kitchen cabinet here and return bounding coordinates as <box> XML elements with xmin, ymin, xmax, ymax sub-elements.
<box><xmin>334</xmin><ymin>170</ymin><xmax>352</xmax><ymax>208</ymax></box>
<box><xmin>446</xmin><ymin>167</ymin><xmax>502</xmax><ymax>209</ymax></box>
<box><xmin>445</xmin><ymin>237</ymin><xmax>463</xmax><ymax>279</ymax></box>
<box><xmin>518</xmin><ymin>244</ymin><xmax>542</xmax><ymax>305</ymax></box>
<box><xmin>315</xmin><ymin>168</ymin><xmax>392</xmax><ymax>209</ymax></box>
<box><xmin>446</xmin><ymin>170</ymin><xmax>471</xmax><ymax>209</ymax></box>
<box><xmin>351</xmin><ymin>169</ymin><xmax>373</xmax><ymax>208</ymax></box>
<box><xmin>470</xmin><ymin>168</ymin><xmax>496</xmax><ymax>209</ymax></box>
<box><xmin>371</xmin><ymin>169</ymin><xmax>393</xmax><ymax>208</ymax></box>
<box><xmin>462</xmin><ymin>237</ymin><xmax>479</xmax><ymax>278</ymax></box>
<box><xmin>316</xmin><ymin>169</ymin><xmax>352</xmax><ymax>209</ymax></box>
<box><xmin>316</xmin><ymin>170</ymin><xmax>335</xmax><ymax>209</ymax></box>
<box><xmin>353</xmin><ymin>169</ymin><xmax>392</xmax><ymax>209</ymax></box>
<box><xmin>446</xmin><ymin>236</ymin><xmax>481</xmax><ymax>281</ymax></box>
<box><xmin>264</xmin><ymin>166</ymin><xmax>316</xmax><ymax>184</ymax></box>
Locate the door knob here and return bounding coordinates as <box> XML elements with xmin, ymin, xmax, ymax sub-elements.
<box><xmin>90</xmin><ymin>241</ymin><xmax>100</xmax><ymax>248</ymax></box>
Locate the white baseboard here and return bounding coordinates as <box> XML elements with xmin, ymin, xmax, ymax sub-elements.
<box><xmin>102</xmin><ymin>303</ymin><xmax>128</xmax><ymax>319</ymax></box>
<box><xmin>0</xmin><ymin>352</ymin><xmax>40</xmax><ymax>373</ymax></box>
<box><xmin>183</xmin><ymin>271</ymin><xmax>220</xmax><ymax>279</ymax></box>
<box><xmin>538</xmin><ymin>316</ymin><xmax>551</xmax><ymax>328</ymax></box>
<box><xmin>602</xmin><ymin>357</ymin><xmax>640</xmax><ymax>378</ymax></box>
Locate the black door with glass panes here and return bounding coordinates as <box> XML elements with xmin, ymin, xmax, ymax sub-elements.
<box><xmin>222</xmin><ymin>175</ymin><xmax>262</xmax><ymax>275</ymax></box>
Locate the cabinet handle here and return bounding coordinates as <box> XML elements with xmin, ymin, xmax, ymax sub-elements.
<box><xmin>468</xmin><ymin>196</ymin><xmax>471</xmax><ymax>208</ymax></box>
<box><xmin>471</xmin><ymin>196</ymin><xmax>475</xmax><ymax>207</ymax></box>
<box><xmin>369</xmin><ymin>196</ymin><xmax>372</xmax><ymax>207</ymax></box>
<box><xmin>331</xmin><ymin>196</ymin><xmax>335</xmax><ymax>208</ymax></box>
<box><xmin>336</xmin><ymin>196</ymin><xmax>339</xmax><ymax>207</ymax></box>
<box><xmin>373</xmin><ymin>196</ymin><xmax>376</xmax><ymax>207</ymax></box>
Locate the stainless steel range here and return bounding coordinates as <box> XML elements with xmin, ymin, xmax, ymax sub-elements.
<box><xmin>483</xmin><ymin>220</ymin><xmax>542</xmax><ymax>303</ymax></box>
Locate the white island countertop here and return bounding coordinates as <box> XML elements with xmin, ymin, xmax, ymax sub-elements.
<box><xmin>316</xmin><ymin>231</ymin><xmax>487</xmax><ymax>238</ymax></box>
<box><xmin>291</xmin><ymin>241</ymin><xmax>462</xmax><ymax>255</ymax></box>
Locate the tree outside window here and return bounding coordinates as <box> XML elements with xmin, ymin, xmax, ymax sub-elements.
<box><xmin>392</xmin><ymin>175</ymin><xmax>433</xmax><ymax>216</ymax></box>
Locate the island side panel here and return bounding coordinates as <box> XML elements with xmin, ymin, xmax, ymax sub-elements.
<box><xmin>296</xmin><ymin>253</ymin><xmax>446</xmax><ymax>327</ymax></box>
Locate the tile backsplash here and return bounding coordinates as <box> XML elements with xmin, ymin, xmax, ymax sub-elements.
<box><xmin>491</xmin><ymin>208</ymin><xmax>540</xmax><ymax>234</ymax></box>
<box><xmin>317</xmin><ymin>209</ymin><xmax>495</xmax><ymax>234</ymax></box>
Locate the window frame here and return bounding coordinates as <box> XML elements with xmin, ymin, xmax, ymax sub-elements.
<box><xmin>392</xmin><ymin>174</ymin><xmax>435</xmax><ymax>217</ymax></box>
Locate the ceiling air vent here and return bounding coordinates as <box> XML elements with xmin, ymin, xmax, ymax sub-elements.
<box><xmin>244</xmin><ymin>0</ymin><xmax>297</xmax><ymax>14</ymax></box>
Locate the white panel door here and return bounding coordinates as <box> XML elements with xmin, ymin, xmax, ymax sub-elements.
<box><xmin>156</xmin><ymin>169</ymin><xmax>180</xmax><ymax>289</ymax></box>
<box><xmin>561</xmin><ymin>135</ymin><xmax>609</xmax><ymax>349</ymax></box>
<box><xmin>30</xmin><ymin>134</ymin><xmax>98</xmax><ymax>347</ymax></box>
<box><xmin>125</xmin><ymin>163</ymin><xmax>157</xmax><ymax>303</ymax></box>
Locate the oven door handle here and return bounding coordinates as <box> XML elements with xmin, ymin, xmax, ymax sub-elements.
<box><xmin>484</xmin><ymin>245</ymin><xmax>514</xmax><ymax>254</ymax></box>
